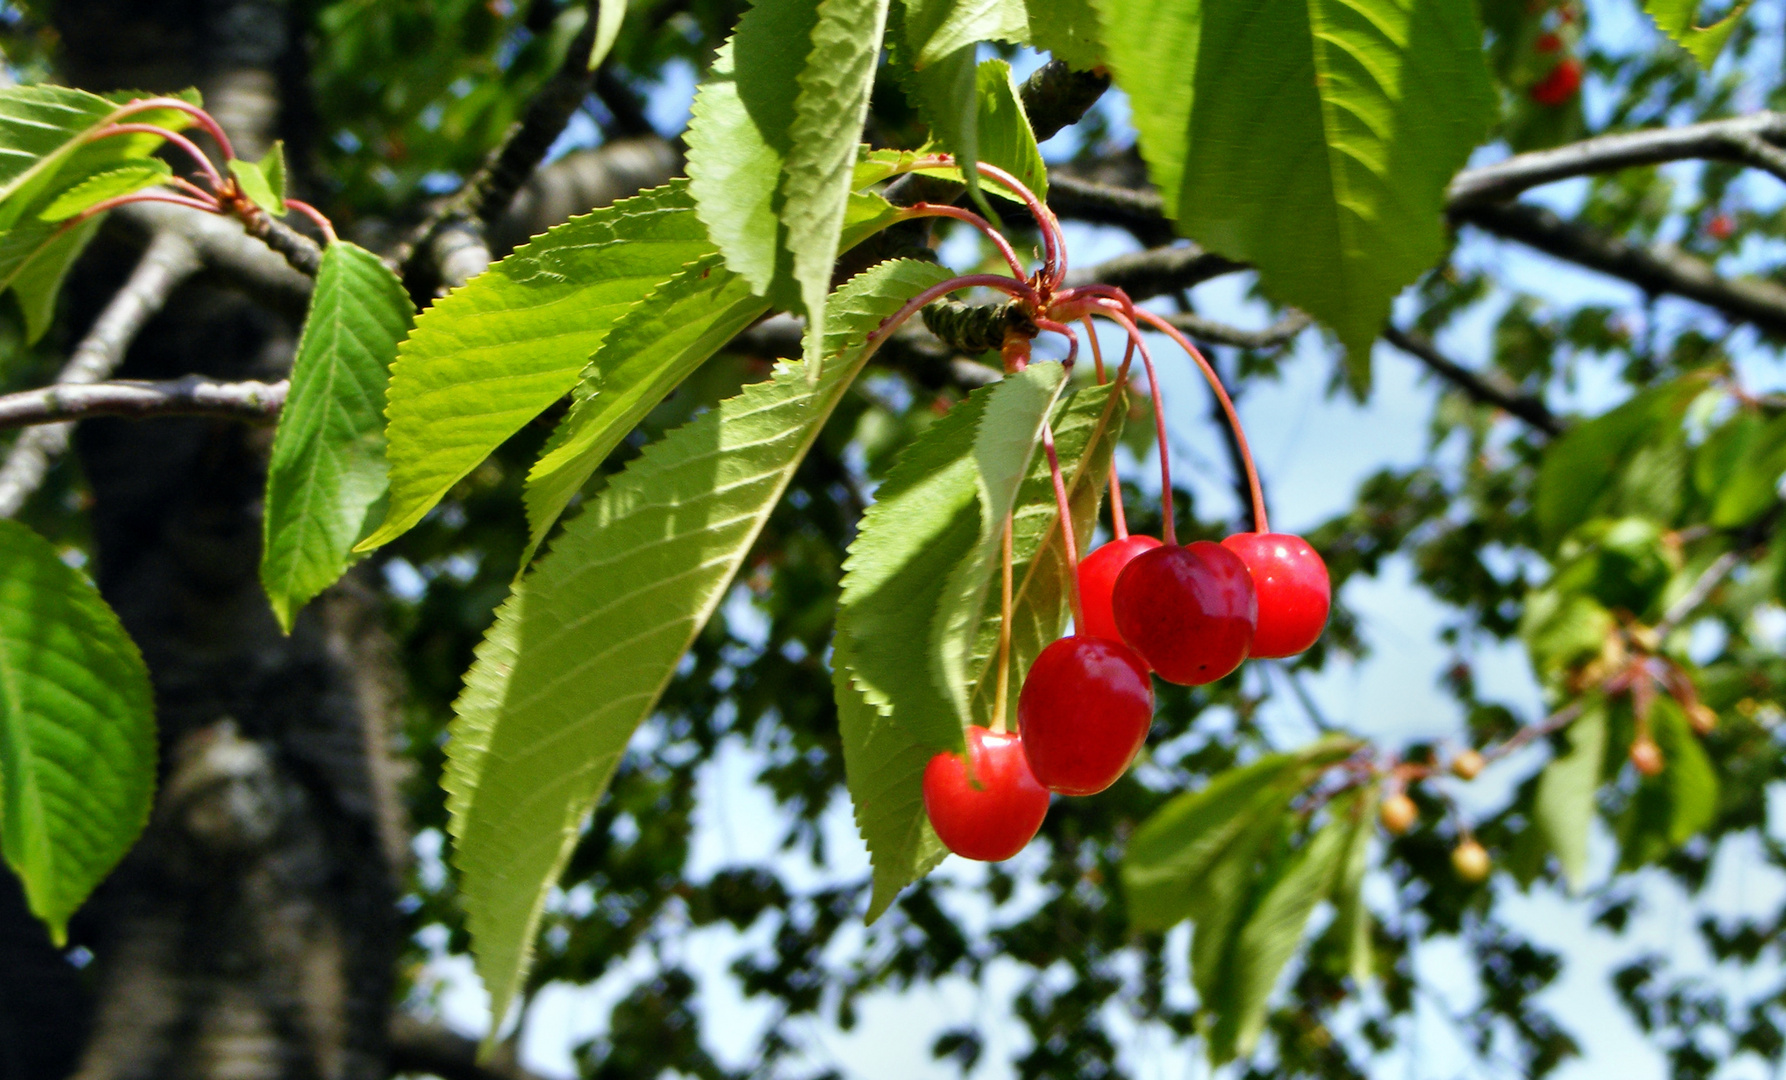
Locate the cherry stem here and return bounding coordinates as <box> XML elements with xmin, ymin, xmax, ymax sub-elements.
<box><xmin>867</xmin><ymin>273</ymin><xmax>1041</xmax><ymax>348</ymax></box>
<box><xmin>902</xmin><ymin>203</ymin><xmax>1027</xmax><ymax>280</ymax></box>
<box><xmin>68</xmin><ymin>190</ymin><xmax>224</xmax><ymax>229</ymax></box>
<box><xmin>1086</xmin><ymin>300</ymin><xmax>1176</xmax><ymax>546</ymax></box>
<box><xmin>992</xmin><ymin>513</ymin><xmax>1015</xmax><ymax>736</ymax></box>
<box><xmin>106</xmin><ymin>98</ymin><xmax>236</xmax><ymax>162</ymax></box>
<box><xmin>1133</xmin><ymin>307</ymin><xmax>1270</xmax><ymax>535</ymax></box>
<box><xmin>283</xmin><ymin>198</ymin><xmax>338</xmax><ymax>243</ymax></box>
<box><xmin>87</xmin><ymin>123</ymin><xmax>224</xmax><ymax>194</ymax></box>
<box><xmin>974</xmin><ymin>162</ymin><xmax>1065</xmax><ymax>290</ymax></box>
<box><xmin>1041</xmin><ymin>422</ymin><xmax>1084</xmax><ymax>631</ymax></box>
<box><xmin>1082</xmin><ymin>316</ymin><xmax>1129</xmax><ymax>540</ymax></box>
<box><xmin>1033</xmin><ymin>317</ymin><xmax>1078</xmax><ymax>368</ymax></box>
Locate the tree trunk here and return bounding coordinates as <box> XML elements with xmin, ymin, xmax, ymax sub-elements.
<box><xmin>0</xmin><ymin>4</ymin><xmax>405</xmax><ymax>1080</ymax></box>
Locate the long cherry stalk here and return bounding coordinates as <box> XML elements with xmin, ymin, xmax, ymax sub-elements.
<box><xmin>1082</xmin><ymin>315</ymin><xmax>1129</xmax><ymax>540</ymax></box>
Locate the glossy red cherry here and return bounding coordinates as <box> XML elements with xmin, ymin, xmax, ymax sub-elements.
<box><xmin>1110</xmin><ymin>540</ymin><xmax>1256</xmax><ymax>685</ymax></box>
<box><xmin>1077</xmin><ymin>535</ymin><xmax>1163</xmax><ymax>644</ymax></box>
<box><xmin>1530</xmin><ymin>57</ymin><xmax>1583</xmax><ymax>107</ymax></box>
<box><xmin>923</xmin><ymin>727</ymin><xmax>1051</xmax><ymax>861</ymax></box>
<box><xmin>1220</xmin><ymin>532</ymin><xmax>1331</xmax><ymax>658</ymax></box>
<box><xmin>1018</xmin><ymin>636</ymin><xmax>1153</xmax><ymax>795</ymax></box>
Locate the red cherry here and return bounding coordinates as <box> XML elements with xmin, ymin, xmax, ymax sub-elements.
<box><xmin>1220</xmin><ymin>532</ymin><xmax>1331</xmax><ymax>658</ymax></box>
<box><xmin>1534</xmin><ymin>31</ymin><xmax>1563</xmax><ymax>53</ymax></box>
<box><xmin>1110</xmin><ymin>541</ymin><xmax>1256</xmax><ymax>685</ymax></box>
<box><xmin>1077</xmin><ymin>535</ymin><xmax>1163</xmax><ymax>644</ymax></box>
<box><xmin>1530</xmin><ymin>57</ymin><xmax>1583</xmax><ymax>107</ymax></box>
<box><xmin>923</xmin><ymin>727</ymin><xmax>1051</xmax><ymax>861</ymax></box>
<box><xmin>1707</xmin><ymin>213</ymin><xmax>1735</xmax><ymax>241</ymax></box>
<box><xmin>1017</xmin><ymin>636</ymin><xmax>1154</xmax><ymax>795</ymax></box>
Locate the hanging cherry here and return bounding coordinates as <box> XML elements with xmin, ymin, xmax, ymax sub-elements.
<box><xmin>1531</xmin><ymin>57</ymin><xmax>1583</xmax><ymax>107</ymax></box>
<box><xmin>1220</xmin><ymin>532</ymin><xmax>1330</xmax><ymax>658</ymax></box>
<box><xmin>923</xmin><ymin>727</ymin><xmax>1051</xmax><ymax>861</ymax></box>
<box><xmin>1018</xmin><ymin>635</ymin><xmax>1154</xmax><ymax>795</ymax></box>
<box><xmin>1111</xmin><ymin>540</ymin><xmax>1256</xmax><ymax>685</ymax></box>
<box><xmin>1077</xmin><ymin>535</ymin><xmax>1162</xmax><ymax>645</ymax></box>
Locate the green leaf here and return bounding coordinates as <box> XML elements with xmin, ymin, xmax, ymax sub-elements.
<box><xmin>1645</xmin><ymin>0</ymin><xmax>1752</xmax><ymax>67</ymax></box>
<box><xmin>1123</xmin><ymin>736</ymin><xmax>1360</xmax><ymax>930</ymax></box>
<box><xmin>1535</xmin><ymin>373</ymin><xmax>1708</xmax><ymax>549</ymax></box>
<box><xmin>446</xmin><ymin>259</ymin><xmax>949</xmax><ymax>1037</ymax></box>
<box><xmin>1534</xmin><ymin>699</ymin><xmax>1606</xmax><ymax>892</ymax></box>
<box><xmin>0</xmin><ymin>520</ymin><xmax>156</xmax><ymax>944</ymax></box>
<box><xmin>930</xmin><ymin>363</ymin><xmax>1064</xmax><ymax>726</ymax></box>
<box><xmin>1704</xmin><ymin>413</ymin><xmax>1786</xmax><ymax>528</ymax></box>
<box><xmin>228</xmin><ymin>142</ymin><xmax>287</xmax><ymax>216</ymax></box>
<box><xmin>261</xmin><ymin>241</ymin><xmax>415</xmax><ymax>632</ymax></box>
<box><xmin>1327</xmin><ymin>784</ymin><xmax>1379</xmax><ymax>985</ymax></box>
<box><xmin>359</xmin><ymin>182</ymin><xmax>715</xmax><ymax>552</ymax></box>
<box><xmin>588</xmin><ymin>0</ymin><xmax>627</xmax><ymax>71</ymax></box>
<box><xmin>523</xmin><ymin>255</ymin><xmax>771</xmax><ymax>556</ymax></box>
<box><xmin>685</xmin><ymin>5</ymin><xmax>819</xmax><ymax>300</ymax></box>
<box><xmin>1095</xmin><ymin>0</ymin><xmax>1494</xmax><ymax>385</ymax></box>
<box><xmin>1652</xmin><ymin>696</ymin><xmax>1718</xmax><ymax>844</ymax></box>
<box><xmin>36</xmin><ymin>160</ymin><xmax>171</xmax><ymax>221</ymax></box>
<box><xmin>841</xmin><ymin>376</ymin><xmax>1127</xmax><ymax>918</ymax></box>
<box><xmin>783</xmin><ymin>0</ymin><xmax>893</xmax><ymax>368</ymax></box>
<box><xmin>969</xmin><ymin>59</ymin><xmax>1047</xmax><ymax>202</ymax></box>
<box><xmin>902</xmin><ymin>55</ymin><xmax>1049</xmax><ymax>214</ymax></box>
<box><xmin>903</xmin><ymin>0</ymin><xmax>1103</xmax><ymax>68</ymax></box>
<box><xmin>0</xmin><ymin>86</ymin><xmax>200</xmax><ymax>341</ymax></box>
<box><xmin>1206</xmin><ymin>804</ymin><xmax>1353</xmax><ymax>1064</ymax></box>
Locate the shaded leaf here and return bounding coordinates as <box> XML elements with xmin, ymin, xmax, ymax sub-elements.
<box><xmin>903</xmin><ymin>0</ymin><xmax>1103</xmax><ymax>68</ymax></box>
<box><xmin>261</xmin><ymin>241</ymin><xmax>415</xmax><ymax>632</ymax></box>
<box><xmin>1328</xmin><ymin>784</ymin><xmax>1380</xmax><ymax>985</ymax></box>
<box><xmin>1534</xmin><ymin>699</ymin><xmax>1606</xmax><ymax>892</ymax></box>
<box><xmin>445</xmin><ymin>259</ymin><xmax>949</xmax><ymax>1037</ymax></box>
<box><xmin>0</xmin><ymin>520</ymin><xmax>155</xmax><ymax>944</ymax></box>
<box><xmin>36</xmin><ymin>160</ymin><xmax>171</xmax><ymax>221</ymax></box>
<box><xmin>359</xmin><ymin>182</ymin><xmax>715</xmax><ymax>551</ymax></box>
<box><xmin>1096</xmin><ymin>0</ymin><xmax>1494</xmax><ymax>385</ymax></box>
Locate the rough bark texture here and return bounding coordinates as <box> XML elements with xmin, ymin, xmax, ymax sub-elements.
<box><xmin>0</xmin><ymin>4</ymin><xmax>405</xmax><ymax>1080</ymax></box>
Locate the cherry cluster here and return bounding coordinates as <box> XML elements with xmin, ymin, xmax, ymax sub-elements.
<box><xmin>858</xmin><ymin>158</ymin><xmax>1333</xmax><ymax>863</ymax></box>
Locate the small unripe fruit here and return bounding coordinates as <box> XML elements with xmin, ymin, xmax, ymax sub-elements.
<box><xmin>1630</xmin><ymin>737</ymin><xmax>1664</xmax><ymax>777</ymax></box>
<box><xmin>1380</xmin><ymin>792</ymin><xmax>1418</xmax><ymax>835</ymax></box>
<box><xmin>1452</xmin><ymin>839</ymin><xmax>1491</xmax><ymax>883</ymax></box>
<box><xmin>1451</xmin><ymin>749</ymin><xmax>1485</xmax><ymax>781</ymax></box>
<box><xmin>1686</xmin><ymin>702</ymin><xmax>1717</xmax><ymax>735</ymax></box>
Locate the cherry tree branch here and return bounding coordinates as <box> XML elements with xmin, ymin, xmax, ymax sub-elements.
<box><xmin>1381</xmin><ymin>325</ymin><xmax>1563</xmax><ymax>436</ymax></box>
<box><xmin>1165</xmin><ymin>309</ymin><xmax>1310</xmax><ymax>350</ymax></box>
<box><xmin>0</xmin><ymin>230</ymin><xmax>201</xmax><ymax>517</ymax></box>
<box><xmin>387</xmin><ymin>1016</ymin><xmax>547</xmax><ymax>1080</ymax></box>
<box><xmin>0</xmin><ymin>376</ymin><xmax>287</xmax><ymax>429</ymax></box>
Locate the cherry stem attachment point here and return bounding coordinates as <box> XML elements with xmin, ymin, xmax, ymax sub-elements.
<box><xmin>867</xmin><ymin>273</ymin><xmax>1041</xmax><ymax>348</ymax></box>
<box><xmin>1041</xmin><ymin>422</ymin><xmax>1084</xmax><ymax>630</ymax></box>
<box><xmin>283</xmin><ymin>199</ymin><xmax>338</xmax><ymax>244</ymax></box>
<box><xmin>1133</xmin><ymin>307</ymin><xmax>1270</xmax><ymax>535</ymax></box>
<box><xmin>1033</xmin><ymin>317</ymin><xmax>1078</xmax><ymax>369</ymax></box>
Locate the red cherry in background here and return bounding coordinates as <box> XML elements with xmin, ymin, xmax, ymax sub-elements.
<box><xmin>1530</xmin><ymin>57</ymin><xmax>1583</xmax><ymax>107</ymax></box>
<box><xmin>1077</xmin><ymin>535</ymin><xmax>1163</xmax><ymax>644</ymax></box>
<box><xmin>923</xmin><ymin>727</ymin><xmax>1051</xmax><ymax>861</ymax></box>
<box><xmin>1018</xmin><ymin>636</ymin><xmax>1154</xmax><ymax>795</ymax></box>
<box><xmin>1220</xmin><ymin>533</ymin><xmax>1330</xmax><ymax>658</ymax></box>
<box><xmin>1111</xmin><ymin>541</ymin><xmax>1256</xmax><ymax>685</ymax></box>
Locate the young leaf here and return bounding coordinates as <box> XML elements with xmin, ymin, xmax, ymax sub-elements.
<box><xmin>359</xmin><ymin>182</ymin><xmax>715</xmax><ymax>552</ymax></box>
<box><xmin>228</xmin><ymin>142</ymin><xmax>287</xmax><ymax>216</ymax></box>
<box><xmin>900</xmin><ymin>55</ymin><xmax>1049</xmax><ymax>212</ymax></box>
<box><xmin>783</xmin><ymin>0</ymin><xmax>893</xmax><ymax>368</ymax></box>
<box><xmin>0</xmin><ymin>86</ymin><xmax>200</xmax><ymax>341</ymax></box>
<box><xmin>522</xmin><ymin>255</ymin><xmax>771</xmax><ymax>556</ymax></box>
<box><xmin>1534</xmin><ymin>698</ymin><xmax>1605</xmax><ymax>892</ymax></box>
<box><xmin>1095</xmin><ymin>0</ymin><xmax>1494</xmax><ymax>389</ymax></box>
<box><xmin>1645</xmin><ymin>0</ymin><xmax>1752</xmax><ymax>67</ymax></box>
<box><xmin>588</xmin><ymin>0</ymin><xmax>627</xmax><ymax>72</ymax></box>
<box><xmin>0</xmin><ymin>520</ymin><xmax>156</xmax><ymax>945</ymax></box>
<box><xmin>841</xmin><ymin>378</ymin><xmax>1126</xmax><ymax>919</ymax></box>
<box><xmin>902</xmin><ymin>0</ymin><xmax>1103</xmax><ymax>70</ymax></box>
<box><xmin>930</xmin><ymin>362</ymin><xmax>1065</xmax><ymax>726</ymax></box>
<box><xmin>1122</xmin><ymin>736</ymin><xmax>1359</xmax><ymax>930</ymax></box>
<box><xmin>36</xmin><ymin>160</ymin><xmax>171</xmax><ymax>221</ymax></box>
<box><xmin>1206</xmin><ymin>805</ymin><xmax>1354</xmax><ymax>1064</ymax></box>
<box><xmin>445</xmin><ymin>259</ymin><xmax>951</xmax><ymax>1037</ymax></box>
<box><xmin>261</xmin><ymin>241</ymin><xmax>415</xmax><ymax>632</ymax></box>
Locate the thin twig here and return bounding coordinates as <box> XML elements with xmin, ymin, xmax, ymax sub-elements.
<box><xmin>1654</xmin><ymin>549</ymin><xmax>1744</xmax><ymax>640</ymax></box>
<box><xmin>1382</xmin><ymin>325</ymin><xmax>1563</xmax><ymax>436</ymax></box>
<box><xmin>0</xmin><ymin>376</ymin><xmax>287</xmax><ymax>429</ymax></box>
<box><xmin>0</xmin><ymin>231</ymin><xmax>201</xmax><ymax>517</ymax></box>
<box><xmin>1165</xmin><ymin>309</ymin><xmax>1311</xmax><ymax>351</ymax></box>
